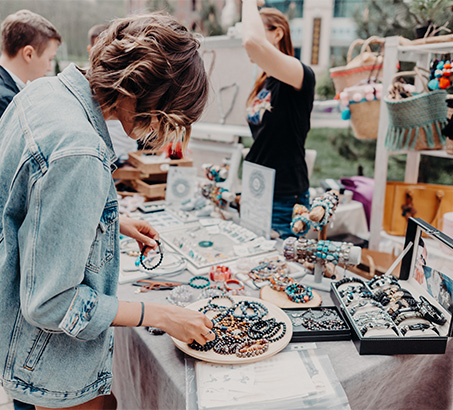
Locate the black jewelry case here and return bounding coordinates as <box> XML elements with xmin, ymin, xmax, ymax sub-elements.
<box><xmin>283</xmin><ymin>306</ymin><xmax>351</xmax><ymax>343</ymax></box>
<box><xmin>331</xmin><ymin>217</ymin><xmax>453</xmax><ymax>355</ymax></box>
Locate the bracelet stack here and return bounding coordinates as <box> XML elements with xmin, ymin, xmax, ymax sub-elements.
<box><xmin>310</xmin><ymin>190</ymin><xmax>339</xmax><ymax>231</ymax></box>
<box><xmin>334</xmin><ymin>275</ymin><xmax>446</xmax><ymax>338</ymax></box>
<box><xmin>188</xmin><ymin>298</ymin><xmax>286</xmax><ymax>359</ymax></box>
<box><xmin>283</xmin><ymin>237</ymin><xmax>354</xmax><ymax>266</ymax></box>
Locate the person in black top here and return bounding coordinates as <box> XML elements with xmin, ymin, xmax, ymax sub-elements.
<box><xmin>241</xmin><ymin>0</ymin><xmax>316</xmax><ymax>238</ymax></box>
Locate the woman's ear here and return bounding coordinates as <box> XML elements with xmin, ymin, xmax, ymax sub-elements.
<box><xmin>275</xmin><ymin>27</ymin><xmax>284</xmax><ymax>45</ymax></box>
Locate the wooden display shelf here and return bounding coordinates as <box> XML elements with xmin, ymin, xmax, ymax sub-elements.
<box><xmin>127</xmin><ymin>150</ymin><xmax>192</xmax><ymax>175</ymax></box>
<box><xmin>112</xmin><ymin>165</ymin><xmax>142</xmax><ymax>180</ymax></box>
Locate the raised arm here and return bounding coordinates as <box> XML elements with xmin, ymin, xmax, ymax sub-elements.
<box><xmin>241</xmin><ymin>0</ymin><xmax>304</xmax><ymax>90</ymax></box>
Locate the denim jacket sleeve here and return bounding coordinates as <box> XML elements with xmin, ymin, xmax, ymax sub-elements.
<box><xmin>18</xmin><ymin>152</ymin><xmax>119</xmax><ymax>341</ymax></box>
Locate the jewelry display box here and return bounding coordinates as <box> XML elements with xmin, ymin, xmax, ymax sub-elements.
<box><xmin>331</xmin><ymin>217</ymin><xmax>453</xmax><ymax>355</ymax></box>
<box><xmin>283</xmin><ymin>306</ymin><xmax>351</xmax><ymax>343</ymax></box>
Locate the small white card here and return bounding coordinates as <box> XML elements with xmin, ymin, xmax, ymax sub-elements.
<box><xmin>240</xmin><ymin>161</ymin><xmax>275</xmax><ymax>239</ymax></box>
<box><xmin>165</xmin><ymin>166</ymin><xmax>196</xmax><ymax>204</ymax></box>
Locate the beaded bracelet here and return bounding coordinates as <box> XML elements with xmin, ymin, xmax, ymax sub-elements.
<box><xmin>189</xmin><ymin>276</ymin><xmax>210</xmax><ymax>289</ymax></box>
<box><xmin>360</xmin><ymin>321</ymin><xmax>399</xmax><ymax>337</ymax></box>
<box><xmin>290</xmin><ymin>214</ymin><xmax>311</xmax><ymax>236</ymax></box>
<box><xmin>236</xmin><ymin>339</ymin><xmax>269</xmax><ymax>358</ymax></box>
<box><xmin>285</xmin><ymin>283</ymin><xmax>313</xmax><ymax>303</ymax></box>
<box><xmin>394</xmin><ymin>311</ymin><xmax>424</xmax><ymax>326</ymax></box>
<box><xmin>335</xmin><ymin>277</ymin><xmax>367</xmax><ymax>289</ymax></box>
<box><xmin>224</xmin><ymin>279</ymin><xmax>245</xmax><ymax>295</ymax></box>
<box><xmin>310</xmin><ymin>191</ymin><xmax>339</xmax><ymax>230</ymax></box>
<box><xmin>139</xmin><ymin>241</ymin><xmax>164</xmax><ymax>271</ymax></box>
<box><xmin>400</xmin><ymin>322</ymin><xmax>440</xmax><ymax>336</ymax></box>
<box><xmin>269</xmin><ymin>273</ymin><xmax>295</xmax><ymax>292</ymax></box>
<box><xmin>348</xmin><ymin>299</ymin><xmax>383</xmax><ymax>316</ymax></box>
<box><xmin>209</xmin><ymin>265</ymin><xmax>232</xmax><ymax>282</ymax></box>
<box><xmin>368</xmin><ymin>274</ymin><xmax>399</xmax><ymax>290</ymax></box>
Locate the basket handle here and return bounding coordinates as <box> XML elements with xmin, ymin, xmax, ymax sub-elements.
<box><xmin>347</xmin><ymin>39</ymin><xmax>370</xmax><ymax>63</ymax></box>
<box><xmin>391</xmin><ymin>67</ymin><xmax>430</xmax><ymax>93</ymax></box>
<box><xmin>359</xmin><ymin>36</ymin><xmax>385</xmax><ymax>57</ymax></box>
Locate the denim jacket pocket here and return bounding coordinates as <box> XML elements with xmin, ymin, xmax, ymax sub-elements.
<box><xmin>22</xmin><ymin>329</ymin><xmax>52</xmax><ymax>371</ymax></box>
<box><xmin>86</xmin><ymin>200</ymin><xmax>118</xmax><ymax>272</ymax></box>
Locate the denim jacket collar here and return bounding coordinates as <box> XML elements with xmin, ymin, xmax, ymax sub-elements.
<box><xmin>58</xmin><ymin>64</ymin><xmax>117</xmax><ymax>165</ymax></box>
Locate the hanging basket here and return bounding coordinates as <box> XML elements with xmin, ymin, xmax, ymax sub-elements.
<box><xmin>384</xmin><ymin>70</ymin><xmax>448</xmax><ymax>151</ymax></box>
<box><xmin>349</xmin><ymin>100</ymin><xmax>381</xmax><ymax>140</ymax></box>
<box><xmin>329</xmin><ymin>36</ymin><xmax>384</xmax><ymax>95</ymax></box>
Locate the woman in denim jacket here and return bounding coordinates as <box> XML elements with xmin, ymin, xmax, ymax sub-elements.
<box><xmin>0</xmin><ymin>13</ymin><xmax>213</xmax><ymax>409</ymax></box>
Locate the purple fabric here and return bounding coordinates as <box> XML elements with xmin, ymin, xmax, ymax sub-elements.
<box><xmin>340</xmin><ymin>176</ymin><xmax>374</xmax><ymax>229</ymax></box>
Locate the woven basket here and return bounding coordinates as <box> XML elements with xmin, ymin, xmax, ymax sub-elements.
<box><xmin>385</xmin><ymin>69</ymin><xmax>448</xmax><ymax>151</ymax></box>
<box><xmin>349</xmin><ymin>100</ymin><xmax>381</xmax><ymax>140</ymax></box>
<box><xmin>330</xmin><ymin>36</ymin><xmax>384</xmax><ymax>94</ymax></box>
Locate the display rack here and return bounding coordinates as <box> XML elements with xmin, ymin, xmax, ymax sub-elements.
<box><xmin>369</xmin><ymin>36</ymin><xmax>453</xmax><ymax>250</ymax></box>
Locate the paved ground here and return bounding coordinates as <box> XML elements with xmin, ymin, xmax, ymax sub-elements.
<box><xmin>0</xmin><ymin>387</ymin><xmax>13</xmax><ymax>410</ymax></box>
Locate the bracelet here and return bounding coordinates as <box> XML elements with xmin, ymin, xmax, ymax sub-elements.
<box><xmin>189</xmin><ymin>276</ymin><xmax>210</xmax><ymax>289</ymax></box>
<box><xmin>285</xmin><ymin>283</ymin><xmax>313</xmax><ymax>303</ymax></box>
<box><xmin>310</xmin><ymin>191</ymin><xmax>339</xmax><ymax>230</ymax></box>
<box><xmin>400</xmin><ymin>322</ymin><xmax>440</xmax><ymax>336</ymax></box>
<box><xmin>137</xmin><ymin>302</ymin><xmax>145</xmax><ymax>327</ymax></box>
<box><xmin>349</xmin><ymin>300</ymin><xmax>383</xmax><ymax>316</ymax></box>
<box><xmin>360</xmin><ymin>321</ymin><xmax>399</xmax><ymax>337</ymax></box>
<box><xmin>418</xmin><ymin>296</ymin><xmax>447</xmax><ymax>325</ymax></box>
<box><xmin>368</xmin><ymin>274</ymin><xmax>399</xmax><ymax>290</ymax></box>
<box><xmin>139</xmin><ymin>240</ymin><xmax>164</xmax><ymax>271</ymax></box>
<box><xmin>335</xmin><ymin>277</ymin><xmax>366</xmax><ymax>289</ymax></box>
<box><xmin>224</xmin><ymin>279</ymin><xmax>245</xmax><ymax>294</ymax></box>
<box><xmin>290</xmin><ymin>214</ymin><xmax>311</xmax><ymax>236</ymax></box>
<box><xmin>209</xmin><ymin>265</ymin><xmax>232</xmax><ymax>282</ymax></box>
<box><xmin>269</xmin><ymin>273</ymin><xmax>294</xmax><ymax>292</ymax></box>
<box><xmin>394</xmin><ymin>311</ymin><xmax>424</xmax><ymax>326</ymax></box>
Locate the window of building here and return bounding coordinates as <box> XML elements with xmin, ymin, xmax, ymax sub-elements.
<box><xmin>333</xmin><ymin>0</ymin><xmax>365</xmax><ymax>18</ymax></box>
<box><xmin>266</xmin><ymin>0</ymin><xmax>304</xmax><ymax>18</ymax></box>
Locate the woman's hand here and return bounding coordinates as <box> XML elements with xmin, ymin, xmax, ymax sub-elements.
<box><xmin>119</xmin><ymin>215</ymin><xmax>159</xmax><ymax>255</ymax></box>
<box><xmin>150</xmin><ymin>304</ymin><xmax>215</xmax><ymax>345</ymax></box>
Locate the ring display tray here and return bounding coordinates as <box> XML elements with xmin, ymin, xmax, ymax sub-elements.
<box><xmin>331</xmin><ymin>218</ymin><xmax>453</xmax><ymax>355</ymax></box>
<box><xmin>160</xmin><ymin>220</ymin><xmax>275</xmax><ymax>274</ymax></box>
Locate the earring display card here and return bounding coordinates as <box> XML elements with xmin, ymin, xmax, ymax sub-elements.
<box><xmin>331</xmin><ymin>217</ymin><xmax>453</xmax><ymax>355</ymax></box>
<box><xmin>160</xmin><ymin>220</ymin><xmax>275</xmax><ymax>273</ymax></box>
<box><xmin>283</xmin><ymin>306</ymin><xmax>351</xmax><ymax>343</ymax></box>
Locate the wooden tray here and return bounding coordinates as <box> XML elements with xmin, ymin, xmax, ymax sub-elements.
<box><xmin>171</xmin><ymin>296</ymin><xmax>293</xmax><ymax>364</ymax></box>
<box><xmin>128</xmin><ymin>150</ymin><xmax>192</xmax><ymax>174</ymax></box>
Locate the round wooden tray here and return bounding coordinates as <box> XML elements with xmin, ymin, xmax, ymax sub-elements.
<box><xmin>171</xmin><ymin>295</ymin><xmax>293</xmax><ymax>364</ymax></box>
<box><xmin>260</xmin><ymin>285</ymin><xmax>322</xmax><ymax>308</ymax></box>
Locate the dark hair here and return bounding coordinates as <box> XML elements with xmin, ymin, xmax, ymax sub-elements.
<box><xmin>88</xmin><ymin>23</ymin><xmax>109</xmax><ymax>47</ymax></box>
<box><xmin>87</xmin><ymin>12</ymin><xmax>209</xmax><ymax>151</ymax></box>
<box><xmin>247</xmin><ymin>8</ymin><xmax>294</xmax><ymax>106</ymax></box>
<box><xmin>1</xmin><ymin>9</ymin><xmax>62</xmax><ymax>57</ymax></box>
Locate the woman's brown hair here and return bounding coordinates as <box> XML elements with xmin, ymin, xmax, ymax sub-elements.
<box><xmin>246</xmin><ymin>8</ymin><xmax>294</xmax><ymax>106</ymax></box>
<box><xmin>87</xmin><ymin>12</ymin><xmax>208</xmax><ymax>151</ymax></box>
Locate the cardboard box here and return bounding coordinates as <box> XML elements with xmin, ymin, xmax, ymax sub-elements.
<box><xmin>331</xmin><ymin>217</ymin><xmax>452</xmax><ymax>355</ymax></box>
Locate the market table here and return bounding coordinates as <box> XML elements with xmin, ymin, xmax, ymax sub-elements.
<box><xmin>112</xmin><ymin>275</ymin><xmax>453</xmax><ymax>410</ymax></box>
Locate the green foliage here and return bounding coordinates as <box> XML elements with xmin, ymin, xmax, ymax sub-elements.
<box><xmin>305</xmin><ymin>127</ymin><xmax>450</xmax><ymax>187</ymax></box>
<box><xmin>146</xmin><ymin>0</ymin><xmax>174</xmax><ymax>14</ymax></box>
<box><xmin>315</xmin><ymin>70</ymin><xmax>336</xmax><ymax>100</ymax></box>
<box><xmin>353</xmin><ymin>0</ymin><xmax>418</xmax><ymax>39</ymax></box>
<box><xmin>200</xmin><ymin>0</ymin><xmax>224</xmax><ymax>36</ymax></box>
<box><xmin>409</xmin><ymin>0</ymin><xmax>453</xmax><ymax>26</ymax></box>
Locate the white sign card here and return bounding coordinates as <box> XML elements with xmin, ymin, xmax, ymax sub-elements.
<box><xmin>165</xmin><ymin>166</ymin><xmax>196</xmax><ymax>205</ymax></box>
<box><xmin>240</xmin><ymin>161</ymin><xmax>275</xmax><ymax>239</ymax></box>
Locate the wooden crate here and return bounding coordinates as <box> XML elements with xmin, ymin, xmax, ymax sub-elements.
<box><xmin>127</xmin><ymin>150</ymin><xmax>192</xmax><ymax>175</ymax></box>
<box><xmin>112</xmin><ymin>165</ymin><xmax>142</xmax><ymax>180</ymax></box>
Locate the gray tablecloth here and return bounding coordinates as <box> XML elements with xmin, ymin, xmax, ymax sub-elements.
<box><xmin>112</xmin><ymin>277</ymin><xmax>453</xmax><ymax>410</ymax></box>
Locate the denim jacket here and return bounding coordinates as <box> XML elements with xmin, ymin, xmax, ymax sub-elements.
<box><xmin>0</xmin><ymin>64</ymin><xmax>120</xmax><ymax>407</ymax></box>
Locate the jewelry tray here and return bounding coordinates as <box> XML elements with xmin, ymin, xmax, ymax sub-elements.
<box><xmin>331</xmin><ymin>218</ymin><xmax>453</xmax><ymax>355</ymax></box>
<box><xmin>283</xmin><ymin>306</ymin><xmax>351</xmax><ymax>343</ymax></box>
